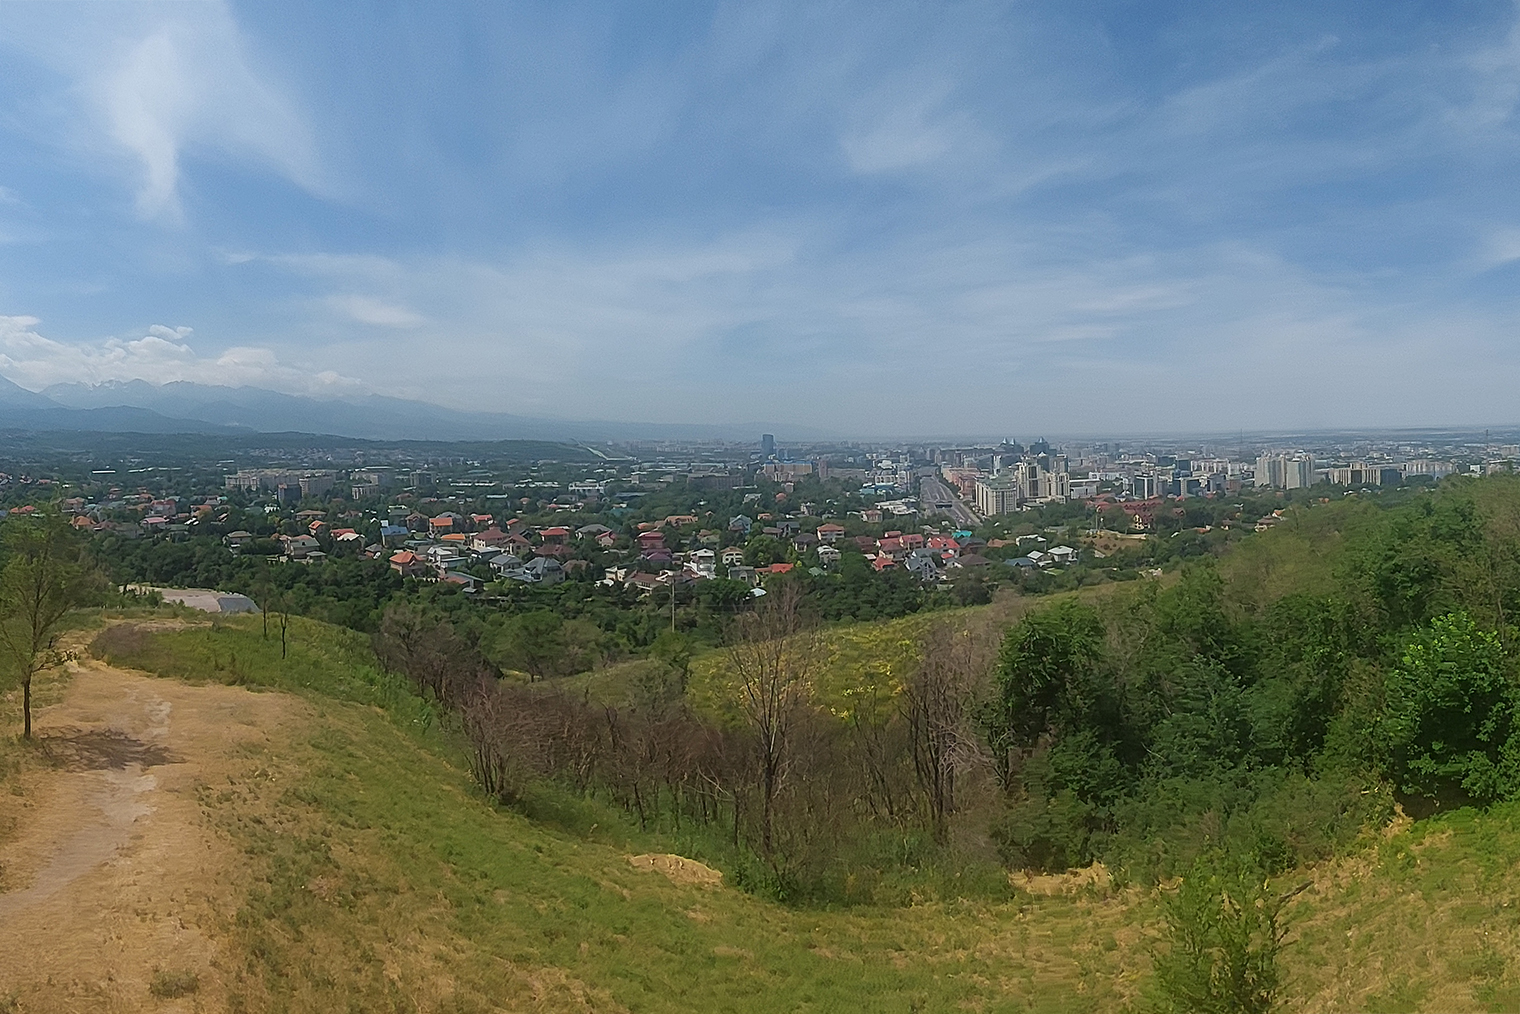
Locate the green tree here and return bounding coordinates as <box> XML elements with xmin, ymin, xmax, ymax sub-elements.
<box><xmin>1150</xmin><ymin>852</ymin><xmax>1290</xmax><ymax>1014</ymax></box>
<box><xmin>982</xmin><ymin>601</ymin><xmax>1105</xmax><ymax>788</ymax></box>
<box><xmin>0</xmin><ymin>514</ymin><xmax>87</xmax><ymax>738</ymax></box>
<box><xmin>493</xmin><ymin>610</ymin><xmax>565</xmax><ymax>681</ymax></box>
<box><xmin>1382</xmin><ymin>611</ymin><xmax>1520</xmax><ymax>803</ymax></box>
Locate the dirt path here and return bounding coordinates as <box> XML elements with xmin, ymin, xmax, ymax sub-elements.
<box><xmin>0</xmin><ymin>652</ymin><xmax>304</xmax><ymax>1012</ymax></box>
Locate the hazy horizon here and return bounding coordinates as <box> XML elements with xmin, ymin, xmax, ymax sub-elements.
<box><xmin>3</xmin><ymin>2</ymin><xmax>1520</xmax><ymax>434</ymax></box>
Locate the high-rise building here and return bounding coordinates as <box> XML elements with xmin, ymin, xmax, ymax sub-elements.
<box><xmin>1255</xmin><ymin>454</ymin><xmax>1315</xmax><ymax>489</ymax></box>
<box><xmin>975</xmin><ymin>476</ymin><xmax>1022</xmax><ymax>516</ymax></box>
<box><xmin>1285</xmin><ymin>456</ymin><xmax>1315</xmax><ymax>489</ymax></box>
<box><xmin>761</xmin><ymin>433</ymin><xmax>776</xmax><ymax>458</ymax></box>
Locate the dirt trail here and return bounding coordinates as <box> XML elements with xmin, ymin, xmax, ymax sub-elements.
<box><xmin>0</xmin><ymin>651</ymin><xmax>304</xmax><ymax>1012</ymax></box>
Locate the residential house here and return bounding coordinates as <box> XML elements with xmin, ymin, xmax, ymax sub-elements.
<box><xmin>1048</xmin><ymin>545</ymin><xmax>1078</xmax><ymax>566</ymax></box>
<box><xmin>636</xmin><ymin>531</ymin><xmax>666</xmax><ymax>553</ymax></box>
<box><xmin>521</xmin><ymin>558</ymin><xmax>564</xmax><ymax>585</ymax></box>
<box><xmin>441</xmin><ymin>573</ymin><xmax>481</xmax><ymax>593</ymax></box>
<box><xmin>223</xmin><ymin>530</ymin><xmax>254</xmax><ymax>552</ymax></box>
<box><xmin>728</xmin><ymin>514</ymin><xmax>753</xmax><ymax>534</ymax></box>
<box><xmin>594</xmin><ymin>530</ymin><xmax>617</xmax><ymax>549</ymax></box>
<box><xmin>280</xmin><ymin>534</ymin><xmax>320</xmax><ymax>560</ymax></box>
<box><xmin>688</xmin><ymin>548</ymin><xmax>717</xmax><ymax>579</ymax></box>
<box><xmin>927</xmin><ymin>535</ymin><xmax>960</xmax><ymax>558</ymax></box>
<box><xmin>727</xmin><ymin>564</ymin><xmax>757</xmax><ymax>584</ymax></box>
<box><xmin>720</xmin><ymin>546</ymin><xmax>746</xmax><ymax>567</ymax></box>
<box><xmin>905</xmin><ymin>553</ymin><xmax>940</xmax><ymax>583</ymax></box>
<box><xmin>625</xmin><ymin>571</ymin><xmax>668</xmax><ymax>594</ymax></box>
<box><xmin>488</xmin><ymin>554</ymin><xmax>524</xmax><ymax>579</ymax></box>
<box><xmin>539</xmin><ymin>526</ymin><xmax>571</xmax><ymax>545</ymax></box>
<box><xmin>576</xmin><ymin>524</ymin><xmax>613</xmax><ymax>540</ymax></box>
<box><xmin>816</xmin><ymin>545</ymin><xmax>842</xmax><ymax>568</ymax></box>
<box><xmin>389</xmin><ymin>550</ymin><xmax>429</xmax><ymax>578</ymax></box>
<box><xmin>816</xmin><ymin>523</ymin><xmax>846</xmax><ymax>544</ymax></box>
<box><xmin>471</xmin><ymin>527</ymin><xmax>510</xmax><ymax>552</ymax></box>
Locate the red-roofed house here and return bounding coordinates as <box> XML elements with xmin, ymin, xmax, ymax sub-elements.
<box><xmin>816</xmin><ymin>523</ymin><xmax>846</xmax><ymax>544</ymax></box>
<box><xmin>539</xmin><ymin>526</ymin><xmax>571</xmax><ymax>545</ymax></box>
<box><xmin>471</xmin><ymin>527</ymin><xmax>510</xmax><ymax>551</ymax></box>
<box><xmin>636</xmin><ymin>531</ymin><xmax>666</xmax><ymax>552</ymax></box>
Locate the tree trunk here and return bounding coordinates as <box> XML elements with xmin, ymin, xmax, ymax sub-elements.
<box><xmin>22</xmin><ymin>674</ymin><xmax>32</xmax><ymax>739</ymax></box>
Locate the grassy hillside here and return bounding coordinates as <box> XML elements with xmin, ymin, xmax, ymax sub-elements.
<box><xmin>91</xmin><ymin>614</ymin><xmax>1150</xmax><ymax>1012</ymax></box>
<box><xmin>81</xmin><ymin>612</ymin><xmax>1520</xmax><ymax>1012</ymax></box>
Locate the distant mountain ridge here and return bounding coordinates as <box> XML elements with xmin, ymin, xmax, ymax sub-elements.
<box><xmin>4</xmin><ymin>379</ymin><xmax>818</xmax><ymax>442</ymax></box>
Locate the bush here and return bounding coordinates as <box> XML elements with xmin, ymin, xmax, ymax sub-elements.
<box><xmin>1149</xmin><ymin>852</ymin><xmax>1288</xmax><ymax>1014</ymax></box>
<box><xmin>992</xmin><ymin>790</ymin><xmax>1094</xmax><ymax>872</ymax></box>
<box><xmin>148</xmin><ymin>969</ymin><xmax>200</xmax><ymax>999</ymax></box>
<box><xmin>1382</xmin><ymin>612</ymin><xmax>1520</xmax><ymax>804</ymax></box>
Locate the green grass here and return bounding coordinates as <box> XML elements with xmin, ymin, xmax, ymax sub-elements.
<box><xmin>96</xmin><ymin>614</ymin><xmax>1151</xmax><ymax>1012</ymax></box>
<box><xmin>86</xmin><ymin>612</ymin><xmax>1520</xmax><ymax>1012</ymax></box>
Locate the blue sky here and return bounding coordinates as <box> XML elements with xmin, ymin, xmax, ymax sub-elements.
<box><xmin>1</xmin><ymin>1</ymin><xmax>1519</xmax><ymax>436</ymax></box>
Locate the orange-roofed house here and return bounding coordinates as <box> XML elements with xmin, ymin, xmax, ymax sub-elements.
<box><xmin>389</xmin><ymin>551</ymin><xmax>429</xmax><ymax>578</ymax></box>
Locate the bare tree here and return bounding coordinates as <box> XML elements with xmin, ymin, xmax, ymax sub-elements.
<box><xmin>903</xmin><ymin>618</ymin><xmax>995</xmax><ymax>842</ymax></box>
<box><xmin>726</xmin><ymin>582</ymin><xmax>822</xmax><ymax>856</ymax></box>
<box><xmin>0</xmin><ymin>514</ymin><xmax>86</xmax><ymax>738</ymax></box>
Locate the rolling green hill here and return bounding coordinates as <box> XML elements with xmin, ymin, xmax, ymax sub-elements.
<box><xmin>79</xmin><ymin>611</ymin><xmax>1520</xmax><ymax>1012</ymax></box>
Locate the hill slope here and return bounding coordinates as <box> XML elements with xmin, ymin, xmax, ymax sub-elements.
<box><xmin>2</xmin><ymin>614</ymin><xmax>1518</xmax><ymax>1012</ymax></box>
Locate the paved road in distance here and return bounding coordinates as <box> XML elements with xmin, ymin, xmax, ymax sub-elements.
<box><xmin>920</xmin><ymin>476</ymin><xmax>980</xmax><ymax>528</ymax></box>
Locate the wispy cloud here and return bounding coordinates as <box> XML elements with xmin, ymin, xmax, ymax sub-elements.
<box><xmin>326</xmin><ymin>295</ymin><xmax>425</xmax><ymax>328</ymax></box>
<box><xmin>0</xmin><ymin>1</ymin><xmax>324</xmax><ymax>221</ymax></box>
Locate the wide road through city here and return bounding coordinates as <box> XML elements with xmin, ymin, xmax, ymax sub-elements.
<box><xmin>920</xmin><ymin>476</ymin><xmax>981</xmax><ymax>528</ymax></box>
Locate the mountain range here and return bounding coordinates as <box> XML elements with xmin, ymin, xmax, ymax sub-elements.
<box><xmin>0</xmin><ymin>377</ymin><xmax>813</xmax><ymax>443</ymax></box>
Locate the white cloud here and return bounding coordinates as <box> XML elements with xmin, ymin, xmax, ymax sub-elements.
<box><xmin>0</xmin><ymin>316</ymin><xmax>364</xmax><ymax>394</ymax></box>
<box><xmin>0</xmin><ymin>2</ymin><xmax>324</xmax><ymax>221</ymax></box>
<box><xmin>326</xmin><ymin>295</ymin><xmax>425</xmax><ymax>328</ymax></box>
